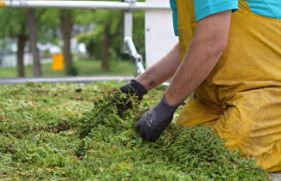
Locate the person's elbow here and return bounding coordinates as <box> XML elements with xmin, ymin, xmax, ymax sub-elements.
<box><xmin>209</xmin><ymin>36</ymin><xmax>228</xmax><ymax>57</ymax></box>
<box><xmin>194</xmin><ymin>34</ymin><xmax>228</xmax><ymax>59</ymax></box>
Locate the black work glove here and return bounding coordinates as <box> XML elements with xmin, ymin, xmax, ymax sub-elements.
<box><xmin>135</xmin><ymin>97</ymin><xmax>178</xmax><ymax>142</ymax></box>
<box><xmin>120</xmin><ymin>79</ymin><xmax>147</xmax><ymax>101</ymax></box>
<box><xmin>118</xmin><ymin>80</ymin><xmax>147</xmax><ymax>114</ymax></box>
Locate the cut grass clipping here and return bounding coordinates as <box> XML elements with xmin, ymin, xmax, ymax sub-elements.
<box><xmin>0</xmin><ymin>82</ymin><xmax>269</xmax><ymax>180</ymax></box>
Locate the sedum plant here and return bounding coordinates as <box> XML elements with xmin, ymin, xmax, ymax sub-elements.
<box><xmin>0</xmin><ymin>82</ymin><xmax>269</xmax><ymax>180</ymax></box>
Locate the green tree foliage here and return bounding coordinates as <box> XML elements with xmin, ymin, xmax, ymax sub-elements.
<box><xmin>0</xmin><ymin>8</ymin><xmax>43</xmax><ymax>77</ymax></box>
<box><xmin>0</xmin><ymin>9</ymin><xmax>26</xmax><ymax>38</ymax></box>
<box><xmin>37</xmin><ymin>9</ymin><xmax>60</xmax><ymax>45</ymax></box>
<box><xmin>76</xmin><ymin>8</ymin><xmax>145</xmax><ymax>71</ymax></box>
<box><xmin>0</xmin><ymin>1</ymin><xmax>145</xmax><ymax>75</ymax></box>
<box><xmin>77</xmin><ymin>9</ymin><xmax>123</xmax><ymax>70</ymax></box>
<box><xmin>0</xmin><ymin>9</ymin><xmax>27</xmax><ymax>77</ymax></box>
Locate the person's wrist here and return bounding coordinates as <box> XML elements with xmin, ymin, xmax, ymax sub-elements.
<box><xmin>163</xmin><ymin>92</ymin><xmax>183</xmax><ymax>108</ymax></box>
<box><xmin>131</xmin><ymin>79</ymin><xmax>147</xmax><ymax>97</ymax></box>
<box><xmin>162</xmin><ymin>96</ymin><xmax>180</xmax><ymax>110</ymax></box>
<box><xmin>156</xmin><ymin>96</ymin><xmax>178</xmax><ymax>116</ymax></box>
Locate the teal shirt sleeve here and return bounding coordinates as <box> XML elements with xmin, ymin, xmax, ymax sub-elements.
<box><xmin>170</xmin><ymin>0</ymin><xmax>178</xmax><ymax>36</ymax></box>
<box><xmin>195</xmin><ymin>0</ymin><xmax>238</xmax><ymax>21</ymax></box>
<box><xmin>170</xmin><ymin>0</ymin><xmax>238</xmax><ymax>36</ymax></box>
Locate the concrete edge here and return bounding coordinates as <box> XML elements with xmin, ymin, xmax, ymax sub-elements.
<box><xmin>0</xmin><ymin>76</ymin><xmax>134</xmax><ymax>84</ymax></box>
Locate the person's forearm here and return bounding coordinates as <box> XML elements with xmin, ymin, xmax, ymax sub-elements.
<box><xmin>164</xmin><ymin>11</ymin><xmax>231</xmax><ymax>106</ymax></box>
<box><xmin>165</xmin><ymin>38</ymin><xmax>225</xmax><ymax>106</ymax></box>
<box><xmin>136</xmin><ymin>43</ymin><xmax>180</xmax><ymax>91</ymax></box>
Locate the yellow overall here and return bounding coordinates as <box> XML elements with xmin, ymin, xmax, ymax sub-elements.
<box><xmin>176</xmin><ymin>0</ymin><xmax>281</xmax><ymax>172</ymax></box>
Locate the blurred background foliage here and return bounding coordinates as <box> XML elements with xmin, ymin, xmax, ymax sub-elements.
<box><xmin>0</xmin><ymin>0</ymin><xmax>145</xmax><ymax>77</ymax></box>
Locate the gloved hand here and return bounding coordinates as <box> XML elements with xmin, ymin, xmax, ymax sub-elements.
<box><xmin>118</xmin><ymin>80</ymin><xmax>147</xmax><ymax>114</ymax></box>
<box><xmin>120</xmin><ymin>79</ymin><xmax>147</xmax><ymax>101</ymax></box>
<box><xmin>135</xmin><ymin>97</ymin><xmax>178</xmax><ymax>142</ymax></box>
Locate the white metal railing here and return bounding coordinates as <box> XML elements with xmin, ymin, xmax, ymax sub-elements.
<box><xmin>2</xmin><ymin>0</ymin><xmax>170</xmax><ymax>10</ymax></box>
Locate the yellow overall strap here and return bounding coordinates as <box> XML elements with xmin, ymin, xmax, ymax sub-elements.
<box><xmin>176</xmin><ymin>0</ymin><xmax>196</xmax><ymax>60</ymax></box>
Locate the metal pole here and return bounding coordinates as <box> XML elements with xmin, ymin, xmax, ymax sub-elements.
<box><xmin>1</xmin><ymin>0</ymin><xmax>170</xmax><ymax>10</ymax></box>
<box><xmin>122</xmin><ymin>0</ymin><xmax>134</xmax><ymax>54</ymax></box>
<box><xmin>124</xmin><ymin>37</ymin><xmax>145</xmax><ymax>75</ymax></box>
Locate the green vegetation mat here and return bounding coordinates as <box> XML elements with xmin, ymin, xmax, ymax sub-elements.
<box><xmin>0</xmin><ymin>82</ymin><xmax>269</xmax><ymax>180</ymax></box>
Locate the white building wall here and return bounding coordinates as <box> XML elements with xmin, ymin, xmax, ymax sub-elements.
<box><xmin>145</xmin><ymin>0</ymin><xmax>178</xmax><ymax>68</ymax></box>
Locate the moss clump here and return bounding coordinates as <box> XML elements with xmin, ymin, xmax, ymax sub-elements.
<box><xmin>79</xmin><ymin>89</ymin><xmax>269</xmax><ymax>181</ymax></box>
<box><xmin>0</xmin><ymin>82</ymin><xmax>269</xmax><ymax>180</ymax></box>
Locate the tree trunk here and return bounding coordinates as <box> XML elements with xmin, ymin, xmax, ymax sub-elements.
<box><xmin>17</xmin><ymin>34</ymin><xmax>27</xmax><ymax>77</ymax></box>
<box><xmin>101</xmin><ymin>23</ymin><xmax>110</xmax><ymax>71</ymax></box>
<box><xmin>60</xmin><ymin>10</ymin><xmax>74</xmax><ymax>75</ymax></box>
<box><xmin>27</xmin><ymin>9</ymin><xmax>41</xmax><ymax>77</ymax></box>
